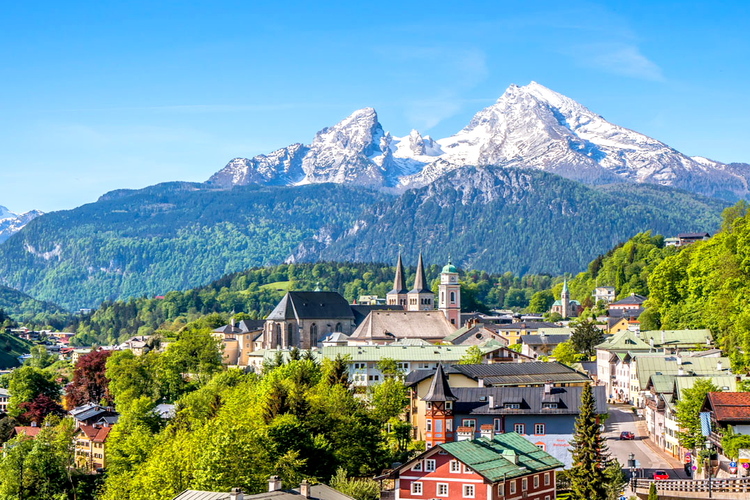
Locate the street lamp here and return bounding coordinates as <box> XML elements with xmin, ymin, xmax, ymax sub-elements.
<box><xmin>500</xmin><ymin>467</ymin><xmax>527</xmax><ymax>497</ymax></box>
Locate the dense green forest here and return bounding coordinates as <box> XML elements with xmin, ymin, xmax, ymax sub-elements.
<box><xmin>0</xmin><ymin>168</ymin><xmax>725</xmax><ymax>310</ymax></box>
<box><xmin>0</xmin><ymin>285</ymin><xmax>67</xmax><ymax>326</ymax></box>
<box><xmin>318</xmin><ymin>168</ymin><xmax>725</xmax><ymax>276</ymax></box>
<box><xmin>645</xmin><ymin>202</ymin><xmax>750</xmax><ymax>369</ymax></box>
<box><xmin>67</xmin><ymin>262</ymin><xmax>558</xmax><ymax>346</ymax></box>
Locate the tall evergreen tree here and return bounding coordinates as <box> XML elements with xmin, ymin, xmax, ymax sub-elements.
<box><xmin>569</xmin><ymin>383</ymin><xmax>609</xmax><ymax>500</ymax></box>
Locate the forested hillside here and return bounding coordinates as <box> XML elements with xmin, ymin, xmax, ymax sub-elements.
<box><xmin>0</xmin><ymin>169</ymin><xmax>726</xmax><ymax>311</ymax></box>
<box><xmin>645</xmin><ymin>202</ymin><xmax>750</xmax><ymax>369</ymax></box>
<box><xmin>315</xmin><ymin>168</ymin><xmax>725</xmax><ymax>276</ymax></box>
<box><xmin>0</xmin><ymin>285</ymin><xmax>67</xmax><ymax>327</ymax></box>
<box><xmin>0</xmin><ymin>182</ymin><xmax>392</xmax><ymax>310</ymax></box>
<box><xmin>68</xmin><ymin>262</ymin><xmax>557</xmax><ymax>346</ymax></box>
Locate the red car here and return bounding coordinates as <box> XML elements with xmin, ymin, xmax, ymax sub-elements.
<box><xmin>620</xmin><ymin>431</ymin><xmax>635</xmax><ymax>440</ymax></box>
<box><xmin>653</xmin><ymin>470</ymin><xmax>670</xmax><ymax>480</ymax></box>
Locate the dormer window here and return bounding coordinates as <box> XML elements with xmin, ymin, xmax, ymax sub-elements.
<box><xmin>542</xmin><ymin>402</ymin><xmax>558</xmax><ymax>409</ymax></box>
<box><xmin>504</xmin><ymin>403</ymin><xmax>521</xmax><ymax>409</ymax></box>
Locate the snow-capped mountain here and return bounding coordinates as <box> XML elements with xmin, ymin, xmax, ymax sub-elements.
<box><xmin>0</xmin><ymin>206</ymin><xmax>43</xmax><ymax>244</ymax></box>
<box><xmin>208</xmin><ymin>82</ymin><xmax>750</xmax><ymax>200</ymax></box>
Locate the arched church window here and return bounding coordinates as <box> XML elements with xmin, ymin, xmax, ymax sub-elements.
<box><xmin>310</xmin><ymin>323</ymin><xmax>318</xmax><ymax>346</ymax></box>
<box><xmin>287</xmin><ymin>323</ymin><xmax>294</xmax><ymax>346</ymax></box>
<box><xmin>274</xmin><ymin>324</ymin><xmax>282</xmax><ymax>348</ymax></box>
<box><xmin>335</xmin><ymin>322</ymin><xmax>342</xmax><ymax>332</ymax></box>
<box><xmin>450</xmin><ymin>291</ymin><xmax>456</xmax><ymax>303</ymax></box>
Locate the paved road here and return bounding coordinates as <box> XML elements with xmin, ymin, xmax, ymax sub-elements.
<box><xmin>604</xmin><ymin>404</ymin><xmax>688</xmax><ymax>480</ymax></box>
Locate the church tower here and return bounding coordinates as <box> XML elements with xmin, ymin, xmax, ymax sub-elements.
<box><xmin>386</xmin><ymin>253</ymin><xmax>408</xmax><ymax>307</ymax></box>
<box><xmin>407</xmin><ymin>252</ymin><xmax>434</xmax><ymax>311</ymax></box>
<box><xmin>561</xmin><ymin>279</ymin><xmax>570</xmax><ymax>319</ymax></box>
<box><xmin>423</xmin><ymin>364</ymin><xmax>458</xmax><ymax>448</ymax></box>
<box><xmin>439</xmin><ymin>259</ymin><xmax>461</xmax><ymax>326</ymax></box>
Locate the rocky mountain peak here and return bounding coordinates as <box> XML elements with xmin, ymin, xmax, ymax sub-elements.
<box><xmin>207</xmin><ymin>82</ymin><xmax>750</xmax><ymax>201</ymax></box>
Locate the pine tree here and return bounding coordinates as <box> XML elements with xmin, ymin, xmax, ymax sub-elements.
<box><xmin>647</xmin><ymin>481</ymin><xmax>659</xmax><ymax>500</ymax></box>
<box><xmin>569</xmin><ymin>383</ymin><xmax>609</xmax><ymax>500</ymax></box>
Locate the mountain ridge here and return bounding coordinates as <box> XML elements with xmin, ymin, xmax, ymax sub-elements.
<box><xmin>208</xmin><ymin>82</ymin><xmax>750</xmax><ymax>201</ymax></box>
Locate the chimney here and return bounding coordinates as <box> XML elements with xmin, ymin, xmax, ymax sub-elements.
<box><xmin>649</xmin><ymin>337</ymin><xmax>654</xmax><ymax>349</ymax></box>
<box><xmin>457</xmin><ymin>426</ymin><xmax>473</xmax><ymax>441</ymax></box>
<box><xmin>480</xmin><ymin>424</ymin><xmax>493</xmax><ymax>440</ymax></box>
<box><xmin>268</xmin><ymin>476</ymin><xmax>282</xmax><ymax>492</ymax></box>
<box><xmin>661</xmin><ymin>330</ymin><xmax>666</xmax><ymax>344</ymax></box>
<box><xmin>488</xmin><ymin>395</ymin><xmax>494</xmax><ymax>409</ymax></box>
<box><xmin>230</xmin><ymin>488</ymin><xmax>244</xmax><ymax>500</ymax></box>
<box><xmin>676</xmin><ymin>354</ymin><xmax>682</xmax><ymax>366</ymax></box>
<box><xmin>544</xmin><ymin>380</ymin><xmax>553</xmax><ymax>394</ymax></box>
<box><xmin>678</xmin><ymin>366</ymin><xmax>684</xmax><ymax>376</ymax></box>
<box><xmin>717</xmin><ymin>360</ymin><xmax>723</xmax><ymax>371</ymax></box>
<box><xmin>299</xmin><ymin>480</ymin><xmax>310</xmax><ymax>498</ymax></box>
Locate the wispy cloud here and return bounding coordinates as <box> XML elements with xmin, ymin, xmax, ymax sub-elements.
<box><xmin>563</xmin><ymin>42</ymin><xmax>665</xmax><ymax>82</ymax></box>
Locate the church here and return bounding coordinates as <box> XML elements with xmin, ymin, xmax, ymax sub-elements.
<box><xmin>260</xmin><ymin>253</ymin><xmax>462</xmax><ymax>349</ymax></box>
<box><xmin>386</xmin><ymin>253</ymin><xmax>462</xmax><ymax>327</ymax></box>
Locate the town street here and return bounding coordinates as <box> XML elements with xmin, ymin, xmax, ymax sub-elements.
<box><xmin>605</xmin><ymin>404</ymin><xmax>689</xmax><ymax>480</ymax></box>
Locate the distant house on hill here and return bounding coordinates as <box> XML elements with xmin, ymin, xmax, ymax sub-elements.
<box><xmin>665</xmin><ymin>232</ymin><xmax>711</xmax><ymax>247</ymax></box>
<box><xmin>608</xmin><ymin>293</ymin><xmax>647</xmax><ymax>313</ymax></box>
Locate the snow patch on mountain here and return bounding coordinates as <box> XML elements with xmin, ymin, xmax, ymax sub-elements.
<box><xmin>207</xmin><ymin>82</ymin><xmax>749</xmax><ymax>200</ymax></box>
<box><xmin>0</xmin><ymin>207</ymin><xmax>43</xmax><ymax>244</ymax></box>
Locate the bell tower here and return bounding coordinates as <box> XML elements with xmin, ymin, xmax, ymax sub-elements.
<box><xmin>386</xmin><ymin>253</ymin><xmax>408</xmax><ymax>307</ymax></box>
<box><xmin>407</xmin><ymin>252</ymin><xmax>435</xmax><ymax>311</ymax></box>
<box><xmin>439</xmin><ymin>259</ymin><xmax>461</xmax><ymax>326</ymax></box>
<box><xmin>423</xmin><ymin>364</ymin><xmax>458</xmax><ymax>448</ymax></box>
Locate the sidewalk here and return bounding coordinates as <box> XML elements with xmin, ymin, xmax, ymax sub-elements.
<box><xmin>634</xmin><ymin>417</ymin><xmax>690</xmax><ymax>479</ymax></box>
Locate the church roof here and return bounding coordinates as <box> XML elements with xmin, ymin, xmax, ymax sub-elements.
<box><xmin>409</xmin><ymin>252</ymin><xmax>432</xmax><ymax>294</ymax></box>
<box><xmin>266</xmin><ymin>292</ymin><xmax>355</xmax><ymax>321</ymax></box>
<box><xmin>423</xmin><ymin>364</ymin><xmax>458</xmax><ymax>402</ymax></box>
<box><xmin>442</xmin><ymin>259</ymin><xmax>458</xmax><ymax>274</ymax></box>
<box><xmin>388</xmin><ymin>253</ymin><xmax>408</xmax><ymax>295</ymax></box>
<box><xmin>349</xmin><ymin>310</ymin><xmax>455</xmax><ymax>342</ymax></box>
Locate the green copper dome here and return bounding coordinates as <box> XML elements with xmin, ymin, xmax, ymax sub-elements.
<box><xmin>442</xmin><ymin>259</ymin><xmax>458</xmax><ymax>273</ymax></box>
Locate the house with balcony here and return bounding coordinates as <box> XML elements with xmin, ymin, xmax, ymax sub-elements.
<box><xmin>703</xmin><ymin>391</ymin><xmax>750</xmax><ymax>458</ymax></box>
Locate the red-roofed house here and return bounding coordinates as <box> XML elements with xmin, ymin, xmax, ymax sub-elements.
<box><xmin>703</xmin><ymin>392</ymin><xmax>750</xmax><ymax>453</ymax></box>
<box><xmin>74</xmin><ymin>424</ymin><xmax>112</xmax><ymax>472</ymax></box>
<box><xmin>13</xmin><ymin>425</ymin><xmax>42</xmax><ymax>438</ymax></box>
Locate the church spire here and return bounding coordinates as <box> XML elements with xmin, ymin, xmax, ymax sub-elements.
<box><xmin>390</xmin><ymin>252</ymin><xmax>408</xmax><ymax>295</ymax></box>
<box><xmin>424</xmin><ymin>364</ymin><xmax>458</xmax><ymax>402</ymax></box>
<box><xmin>410</xmin><ymin>252</ymin><xmax>430</xmax><ymax>293</ymax></box>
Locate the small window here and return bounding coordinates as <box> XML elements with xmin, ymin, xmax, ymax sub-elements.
<box><xmin>514</xmin><ymin>423</ymin><xmax>525</xmax><ymax>434</ymax></box>
<box><xmin>533</xmin><ymin>475</ymin><xmax>539</xmax><ymax>488</ymax></box>
<box><xmin>462</xmin><ymin>419</ymin><xmax>476</xmax><ymax>428</ymax></box>
<box><xmin>509</xmin><ymin>481</ymin><xmax>516</xmax><ymax>494</ymax></box>
<box><xmin>497</xmin><ymin>483</ymin><xmax>505</xmax><ymax>496</ymax></box>
<box><xmin>426</xmin><ymin>419</ymin><xmax>432</xmax><ymax>432</ymax></box>
<box><xmin>425</xmin><ymin>459</ymin><xmax>436</xmax><ymax>472</ymax></box>
<box><xmin>534</xmin><ymin>423</ymin><xmax>545</xmax><ymax>435</ymax></box>
<box><xmin>411</xmin><ymin>482</ymin><xmax>423</xmax><ymax>495</ymax></box>
<box><xmin>493</xmin><ymin>418</ymin><xmax>502</xmax><ymax>432</ymax></box>
<box><xmin>450</xmin><ymin>460</ymin><xmax>461</xmax><ymax>473</ymax></box>
<box><xmin>412</xmin><ymin>462</ymin><xmax>422</xmax><ymax>471</ymax></box>
<box><xmin>445</xmin><ymin>401</ymin><xmax>453</xmax><ymax>410</ymax></box>
<box><xmin>544</xmin><ymin>473</ymin><xmax>551</xmax><ymax>486</ymax></box>
<box><xmin>521</xmin><ymin>477</ymin><xmax>527</xmax><ymax>491</ymax></box>
<box><xmin>436</xmin><ymin>483</ymin><xmax>449</xmax><ymax>497</ymax></box>
<box><xmin>504</xmin><ymin>403</ymin><xmax>521</xmax><ymax>409</ymax></box>
<box><xmin>542</xmin><ymin>402</ymin><xmax>558</xmax><ymax>409</ymax></box>
<box><xmin>545</xmin><ymin>496</ymin><xmax>551</xmax><ymax>500</ymax></box>
<box><xmin>446</xmin><ymin>419</ymin><xmax>453</xmax><ymax>431</ymax></box>
<box><xmin>463</xmin><ymin>464</ymin><xmax>472</xmax><ymax>474</ymax></box>
<box><xmin>462</xmin><ymin>484</ymin><xmax>475</xmax><ymax>498</ymax></box>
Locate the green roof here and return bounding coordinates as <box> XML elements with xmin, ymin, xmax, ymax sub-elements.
<box><xmin>442</xmin><ymin>263</ymin><xmax>458</xmax><ymax>273</ymax></box>
<box><xmin>596</xmin><ymin>330</ymin><xmax>652</xmax><ymax>351</ymax></box>
<box><xmin>440</xmin><ymin>433</ymin><xmax>563</xmax><ymax>482</ymax></box>
<box><xmin>443</xmin><ymin>326</ymin><xmax>471</xmax><ymax>343</ymax></box>
<box><xmin>641</xmin><ymin>329</ymin><xmax>713</xmax><ymax>346</ymax></box>
<box><xmin>635</xmin><ymin>355</ymin><xmax>731</xmax><ymax>388</ymax></box>
<box><xmin>674</xmin><ymin>375</ymin><xmax>743</xmax><ymax>399</ymax></box>
<box><xmin>251</xmin><ymin>344</ymin><xmax>500</xmax><ymax>363</ymax></box>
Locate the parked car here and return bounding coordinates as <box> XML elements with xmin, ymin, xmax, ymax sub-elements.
<box><xmin>619</xmin><ymin>431</ymin><xmax>635</xmax><ymax>440</ymax></box>
<box><xmin>653</xmin><ymin>470</ymin><xmax>670</xmax><ymax>480</ymax></box>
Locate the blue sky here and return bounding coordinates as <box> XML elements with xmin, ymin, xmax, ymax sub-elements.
<box><xmin>1</xmin><ymin>1</ymin><xmax>748</xmax><ymax>212</ymax></box>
